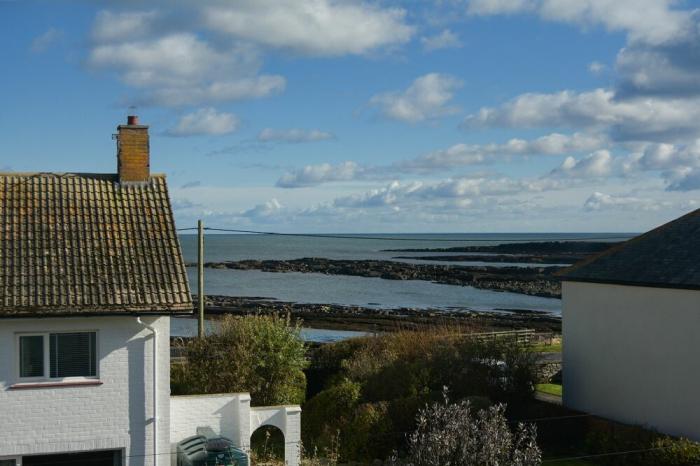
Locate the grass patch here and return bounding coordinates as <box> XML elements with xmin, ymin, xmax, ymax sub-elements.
<box><xmin>529</xmin><ymin>341</ymin><xmax>562</xmax><ymax>353</ymax></box>
<box><xmin>536</xmin><ymin>383</ymin><xmax>562</xmax><ymax>397</ymax></box>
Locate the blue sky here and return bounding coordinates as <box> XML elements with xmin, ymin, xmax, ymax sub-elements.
<box><xmin>1</xmin><ymin>0</ymin><xmax>699</xmax><ymax>232</ymax></box>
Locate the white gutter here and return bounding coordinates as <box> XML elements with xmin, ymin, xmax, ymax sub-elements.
<box><xmin>137</xmin><ymin>317</ymin><xmax>158</xmax><ymax>466</ymax></box>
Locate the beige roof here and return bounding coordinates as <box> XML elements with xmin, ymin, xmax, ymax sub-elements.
<box><xmin>0</xmin><ymin>172</ymin><xmax>192</xmax><ymax>316</ymax></box>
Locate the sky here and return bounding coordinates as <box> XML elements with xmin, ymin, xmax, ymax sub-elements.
<box><xmin>1</xmin><ymin>0</ymin><xmax>700</xmax><ymax>233</ymax></box>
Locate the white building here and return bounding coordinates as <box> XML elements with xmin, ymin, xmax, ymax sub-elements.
<box><xmin>0</xmin><ymin>117</ymin><xmax>300</xmax><ymax>466</ymax></box>
<box><xmin>561</xmin><ymin>209</ymin><xmax>700</xmax><ymax>441</ymax></box>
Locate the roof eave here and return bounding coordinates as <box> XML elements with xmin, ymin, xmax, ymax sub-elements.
<box><xmin>0</xmin><ymin>305</ymin><xmax>194</xmax><ymax>318</ymax></box>
<box><xmin>561</xmin><ymin>277</ymin><xmax>700</xmax><ymax>292</ymax></box>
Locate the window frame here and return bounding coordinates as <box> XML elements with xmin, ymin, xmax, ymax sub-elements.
<box><xmin>0</xmin><ymin>456</ymin><xmax>21</xmax><ymax>466</ymax></box>
<box><xmin>15</xmin><ymin>330</ymin><xmax>99</xmax><ymax>383</ymax></box>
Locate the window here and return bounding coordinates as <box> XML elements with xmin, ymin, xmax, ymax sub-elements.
<box><xmin>0</xmin><ymin>459</ymin><xmax>18</xmax><ymax>466</ymax></box>
<box><xmin>50</xmin><ymin>333</ymin><xmax>97</xmax><ymax>378</ymax></box>
<box><xmin>17</xmin><ymin>332</ymin><xmax>97</xmax><ymax>380</ymax></box>
<box><xmin>19</xmin><ymin>335</ymin><xmax>44</xmax><ymax>378</ymax></box>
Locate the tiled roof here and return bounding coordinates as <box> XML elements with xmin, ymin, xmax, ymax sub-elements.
<box><xmin>559</xmin><ymin>208</ymin><xmax>700</xmax><ymax>290</ymax></box>
<box><xmin>0</xmin><ymin>173</ymin><xmax>193</xmax><ymax>316</ymax></box>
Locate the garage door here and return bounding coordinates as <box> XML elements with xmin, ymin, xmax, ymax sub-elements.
<box><xmin>23</xmin><ymin>450</ymin><xmax>121</xmax><ymax>466</ymax></box>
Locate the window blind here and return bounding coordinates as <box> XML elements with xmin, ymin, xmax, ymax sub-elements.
<box><xmin>19</xmin><ymin>335</ymin><xmax>44</xmax><ymax>378</ymax></box>
<box><xmin>49</xmin><ymin>332</ymin><xmax>97</xmax><ymax>378</ymax></box>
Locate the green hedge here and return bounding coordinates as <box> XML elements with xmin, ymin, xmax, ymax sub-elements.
<box><xmin>586</xmin><ymin>424</ymin><xmax>700</xmax><ymax>465</ymax></box>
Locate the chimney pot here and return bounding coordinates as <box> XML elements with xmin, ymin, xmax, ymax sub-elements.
<box><xmin>127</xmin><ymin>115</ymin><xmax>139</xmax><ymax>125</ymax></box>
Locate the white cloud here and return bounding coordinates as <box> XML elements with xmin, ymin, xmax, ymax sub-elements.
<box><xmin>171</xmin><ymin>198</ymin><xmax>202</xmax><ymax>210</ymax></box>
<box><xmin>370</xmin><ymin>73</ymin><xmax>463</xmax><ymax>123</ymax></box>
<box><xmin>169</xmin><ymin>176</ymin><xmax>695</xmax><ymax>233</ymax></box>
<box><xmin>90</xmin><ymin>33</ymin><xmax>224</xmax><ymax>88</ymax></box>
<box><xmin>92</xmin><ymin>10</ymin><xmax>158</xmax><ymax>42</ymax></box>
<box><xmin>626</xmin><ymin>142</ymin><xmax>700</xmax><ymax>172</ymax></box>
<box><xmin>468</xmin><ymin>0</ymin><xmax>534</xmax><ymax>15</ymax></box>
<box><xmin>615</xmin><ymin>12</ymin><xmax>700</xmax><ymax>99</ymax></box>
<box><xmin>421</xmin><ymin>29</ymin><xmax>463</xmax><ymax>51</ymax></box>
<box><xmin>416</xmin><ymin>176</ymin><xmax>563</xmax><ymax>199</ymax></box>
<box><xmin>242</xmin><ymin>198</ymin><xmax>284</xmax><ymax>220</ymax></box>
<box><xmin>276</xmin><ymin>132</ymin><xmax>606</xmax><ymax>186</ymax></box>
<box><xmin>468</xmin><ymin>0</ymin><xmax>693</xmax><ymax>45</ymax></box>
<box><xmin>588</xmin><ymin>61</ymin><xmax>606</xmax><ymax>75</ymax></box>
<box><xmin>31</xmin><ymin>28</ymin><xmax>64</xmax><ymax>53</ymax></box>
<box><xmin>551</xmin><ymin>150</ymin><xmax>614</xmax><ymax>178</ymax></box>
<box><xmin>325</xmin><ymin>176</ymin><xmax>569</xmax><ymax>218</ymax></box>
<box><xmin>202</xmin><ymin>0</ymin><xmax>413</xmax><ymax>56</ymax></box>
<box><xmin>543</xmin><ymin>139</ymin><xmax>700</xmax><ymax>191</ymax></box>
<box><xmin>333</xmin><ymin>181</ymin><xmax>415</xmax><ymax>208</ymax></box>
<box><xmin>258</xmin><ymin>128</ymin><xmax>335</xmax><ymax>143</ymax></box>
<box><xmin>470</xmin><ymin>3</ymin><xmax>700</xmax><ymax>99</ymax></box>
<box><xmin>166</xmin><ymin>108</ymin><xmax>240</xmax><ymax>137</ymax></box>
<box><xmin>400</xmin><ymin>132</ymin><xmax>605</xmax><ymax>172</ymax></box>
<box><xmin>147</xmin><ymin>76</ymin><xmax>286</xmax><ymax>107</ymax></box>
<box><xmin>668</xmin><ymin>168</ymin><xmax>700</xmax><ymax>191</ymax></box>
<box><xmin>88</xmin><ymin>14</ymin><xmax>285</xmax><ymax>106</ymax></box>
<box><xmin>463</xmin><ymin>88</ymin><xmax>700</xmax><ymax>142</ymax></box>
<box><xmin>618</xmin><ymin>141</ymin><xmax>700</xmax><ymax>191</ymax></box>
<box><xmin>276</xmin><ymin>161</ymin><xmax>363</xmax><ymax>188</ymax></box>
<box><xmin>86</xmin><ymin>2</ymin><xmax>411</xmax><ymax>109</ymax></box>
<box><xmin>583</xmin><ymin>191</ymin><xmax>666</xmax><ymax>211</ymax></box>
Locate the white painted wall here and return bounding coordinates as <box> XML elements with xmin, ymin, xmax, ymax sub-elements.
<box><xmin>563</xmin><ymin>281</ymin><xmax>700</xmax><ymax>440</ymax></box>
<box><xmin>0</xmin><ymin>315</ymin><xmax>171</xmax><ymax>466</ymax></box>
<box><xmin>170</xmin><ymin>393</ymin><xmax>252</xmax><ymax>449</ymax></box>
<box><xmin>250</xmin><ymin>406</ymin><xmax>301</xmax><ymax>465</ymax></box>
<box><xmin>170</xmin><ymin>394</ymin><xmax>301</xmax><ymax>466</ymax></box>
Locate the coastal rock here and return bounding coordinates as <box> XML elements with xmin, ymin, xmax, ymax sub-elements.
<box><xmin>192</xmin><ymin>257</ymin><xmax>563</xmax><ymax>298</ymax></box>
<box><xmin>192</xmin><ymin>295</ymin><xmax>562</xmax><ymax>333</ymax></box>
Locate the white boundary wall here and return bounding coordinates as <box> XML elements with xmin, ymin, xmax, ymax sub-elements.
<box><xmin>170</xmin><ymin>394</ymin><xmax>300</xmax><ymax>466</ymax></box>
<box><xmin>563</xmin><ymin>281</ymin><xmax>700</xmax><ymax>440</ymax></box>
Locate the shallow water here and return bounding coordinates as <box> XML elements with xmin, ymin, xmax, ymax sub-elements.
<box><xmin>188</xmin><ymin>267</ymin><xmax>562</xmax><ymax>314</ymax></box>
<box><xmin>178</xmin><ymin>233</ymin><xmax>627</xmax><ymax>315</ymax></box>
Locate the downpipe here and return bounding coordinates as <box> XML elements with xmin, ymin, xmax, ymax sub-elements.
<box><xmin>137</xmin><ymin>317</ymin><xmax>158</xmax><ymax>466</ymax></box>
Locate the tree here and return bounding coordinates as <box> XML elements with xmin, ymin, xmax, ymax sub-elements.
<box><xmin>390</xmin><ymin>389</ymin><xmax>541</xmax><ymax>466</ymax></box>
<box><xmin>171</xmin><ymin>314</ymin><xmax>307</xmax><ymax>406</ymax></box>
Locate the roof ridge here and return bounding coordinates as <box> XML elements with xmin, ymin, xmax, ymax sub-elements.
<box><xmin>0</xmin><ymin>172</ymin><xmax>167</xmax><ymax>177</ymax></box>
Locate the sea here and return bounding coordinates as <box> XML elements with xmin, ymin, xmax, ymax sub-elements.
<box><xmin>176</xmin><ymin>232</ymin><xmax>631</xmax><ymax>317</ymax></box>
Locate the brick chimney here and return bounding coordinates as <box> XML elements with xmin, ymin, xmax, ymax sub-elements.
<box><xmin>117</xmin><ymin>115</ymin><xmax>150</xmax><ymax>183</ymax></box>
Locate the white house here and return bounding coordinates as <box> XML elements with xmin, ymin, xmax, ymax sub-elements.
<box><xmin>0</xmin><ymin>117</ymin><xmax>301</xmax><ymax>466</ymax></box>
<box><xmin>560</xmin><ymin>208</ymin><xmax>700</xmax><ymax>441</ymax></box>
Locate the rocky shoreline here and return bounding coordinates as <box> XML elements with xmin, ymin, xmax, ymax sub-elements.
<box><xmin>196</xmin><ymin>295</ymin><xmax>562</xmax><ymax>333</ymax></box>
<box><xmin>192</xmin><ymin>258</ymin><xmax>563</xmax><ymax>298</ymax></box>
<box><xmin>387</xmin><ymin>241</ymin><xmax>620</xmax><ymax>265</ymax></box>
<box><xmin>383</xmin><ymin>240</ymin><xmax>617</xmax><ymax>255</ymax></box>
<box><xmin>393</xmin><ymin>254</ymin><xmax>579</xmax><ymax>264</ymax></box>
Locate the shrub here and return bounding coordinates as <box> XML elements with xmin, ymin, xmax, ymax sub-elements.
<box><xmin>586</xmin><ymin>426</ymin><xmax>700</xmax><ymax>465</ymax></box>
<box><xmin>302</xmin><ymin>328</ymin><xmax>540</xmax><ymax>462</ymax></box>
<box><xmin>302</xmin><ymin>378</ymin><xmax>361</xmax><ymax>449</ymax></box>
<box><xmin>171</xmin><ymin>314</ymin><xmax>307</xmax><ymax>406</ymax></box>
<box><xmin>341</xmin><ymin>402</ymin><xmax>393</xmax><ymax>461</ymax></box>
<box><xmin>648</xmin><ymin>437</ymin><xmax>700</xmax><ymax>465</ymax></box>
<box><xmin>389</xmin><ymin>390</ymin><xmax>541</xmax><ymax>466</ymax></box>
